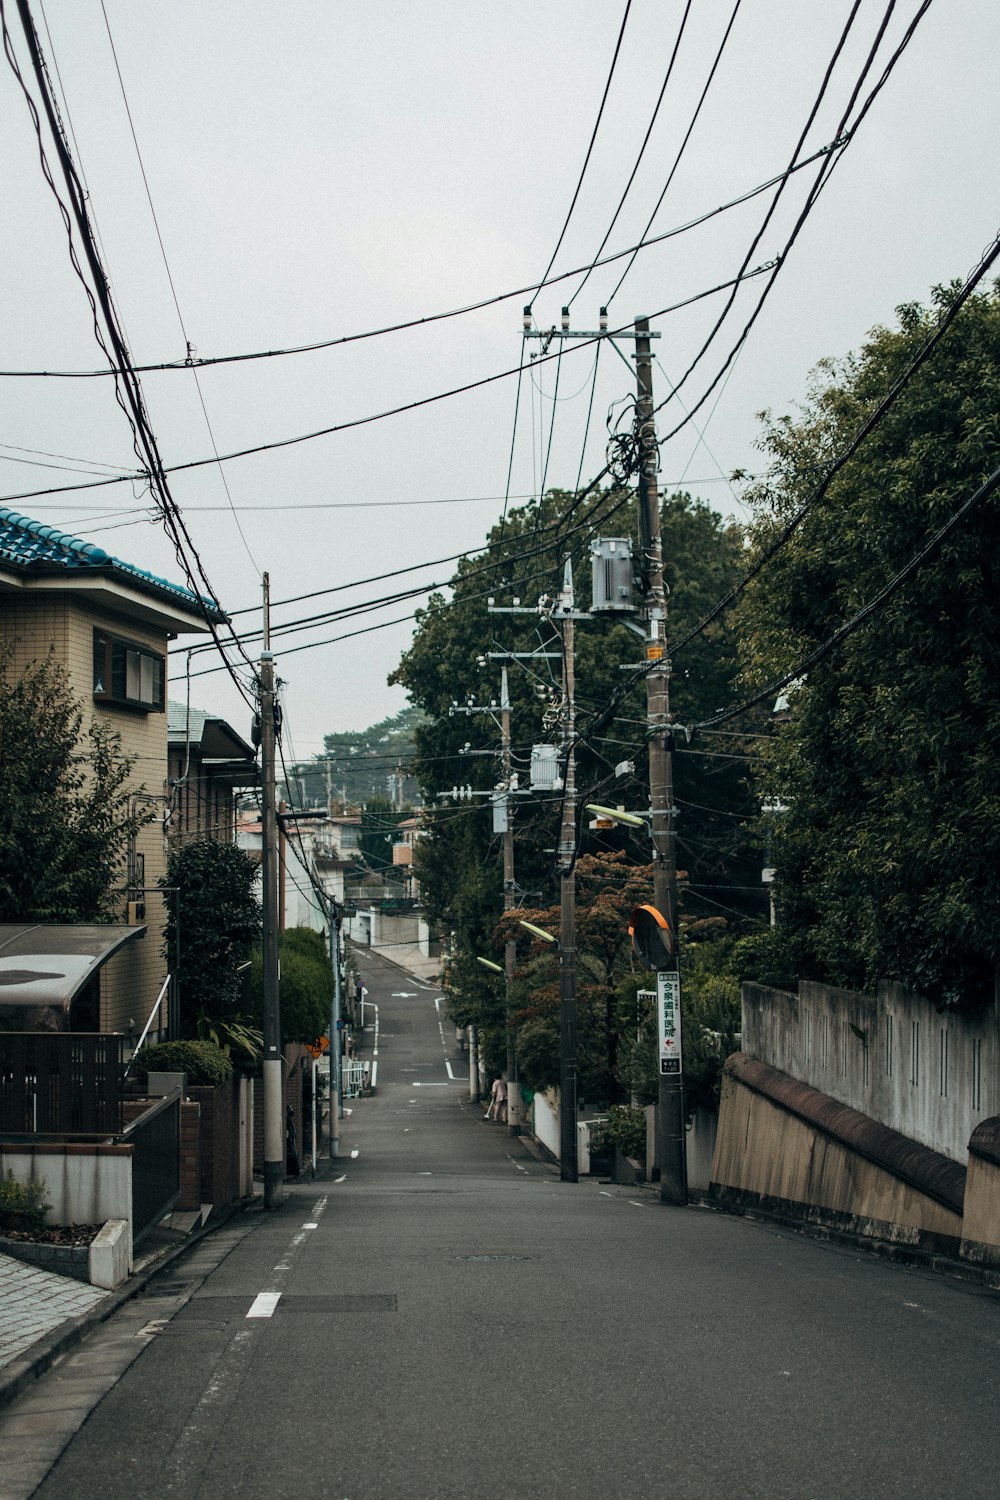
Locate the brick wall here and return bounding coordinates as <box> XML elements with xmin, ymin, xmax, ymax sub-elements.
<box><xmin>188</xmin><ymin>1076</ymin><xmax>242</xmax><ymax>1210</ymax></box>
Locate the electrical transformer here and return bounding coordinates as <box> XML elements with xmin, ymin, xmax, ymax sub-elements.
<box><xmin>590</xmin><ymin>537</ymin><xmax>636</xmax><ymax>613</ymax></box>
<box><xmin>530</xmin><ymin>744</ymin><xmax>561</xmax><ymax>790</ymax></box>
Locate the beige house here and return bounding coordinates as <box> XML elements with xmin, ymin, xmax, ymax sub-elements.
<box><xmin>0</xmin><ymin>506</ymin><xmax>224</xmax><ymax>1039</ymax></box>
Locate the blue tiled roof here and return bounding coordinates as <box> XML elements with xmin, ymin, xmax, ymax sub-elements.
<box><xmin>0</xmin><ymin>507</ymin><xmax>222</xmax><ymax>617</ymax></box>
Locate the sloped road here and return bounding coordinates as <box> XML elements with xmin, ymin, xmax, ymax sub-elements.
<box><xmin>5</xmin><ymin>950</ymin><xmax>1000</xmax><ymax>1499</ymax></box>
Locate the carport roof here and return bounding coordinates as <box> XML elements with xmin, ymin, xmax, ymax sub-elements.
<box><xmin>0</xmin><ymin>924</ymin><xmax>145</xmax><ymax>1010</ymax></box>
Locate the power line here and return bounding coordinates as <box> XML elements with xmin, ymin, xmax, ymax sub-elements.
<box><xmin>670</xmin><ymin>222</ymin><xmax>1000</xmax><ymax>657</ymax></box>
<box><xmin>692</xmin><ymin>459</ymin><xmax>1000</xmax><ymax>733</ymax></box>
<box><xmin>530</xmin><ymin>1</ymin><xmax>632</xmax><ymax>301</ymax></box>
<box><xmin>606</xmin><ymin>0</ymin><xmax>743</xmax><ymax>307</ymax></box>
<box><xmin>0</xmin><ymin>141</ymin><xmax>843</xmax><ymax>384</ymax></box>
<box><xmin>652</xmin><ymin>1</ymin><xmax>933</xmax><ymax>447</ymax></box>
<box><xmin>0</xmin><ymin>262</ymin><xmax>775</xmax><ymax>512</ymax></box>
<box><xmin>96</xmin><ymin>0</ymin><xmax>260</xmax><ymax>577</ymax></box>
<box><xmin>3</xmin><ymin>0</ymin><xmax>255</xmax><ymax>705</ymax></box>
<box><xmin>568</xmin><ymin>0</ymin><xmax>695</xmax><ymax>310</ymax></box>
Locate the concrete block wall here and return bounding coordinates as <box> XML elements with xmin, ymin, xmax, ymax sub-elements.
<box><xmin>742</xmin><ymin>980</ymin><xmax>999</xmax><ymax>1164</ymax></box>
<box><xmin>711</xmin><ymin>1059</ymin><xmax>964</xmax><ymax>1255</ymax></box>
<box><xmin>0</xmin><ymin>1141</ymin><xmax>133</xmax><ymax>1235</ymax></box>
<box><xmin>189</xmin><ymin>1078</ymin><xmax>242</xmax><ymax>1209</ymax></box>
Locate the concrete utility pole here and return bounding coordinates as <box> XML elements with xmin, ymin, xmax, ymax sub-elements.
<box><xmin>328</xmin><ymin>909</ymin><xmax>342</xmax><ymax>1158</ymax></box>
<box><xmin>634</xmin><ymin>316</ymin><xmax>686</xmax><ymax>1206</ymax></box>
<box><xmin>259</xmin><ymin>574</ymin><xmax>284</xmax><ymax>1209</ymax></box>
<box><xmin>500</xmin><ymin>667</ymin><xmax>521</xmax><ymax>1135</ymax></box>
<box><xmin>556</xmin><ymin>565</ymin><xmax>579</xmax><ymax>1183</ymax></box>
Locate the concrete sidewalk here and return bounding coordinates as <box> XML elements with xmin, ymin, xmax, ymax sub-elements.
<box><xmin>0</xmin><ymin>1209</ymin><xmax>249</xmax><ymax>1415</ymax></box>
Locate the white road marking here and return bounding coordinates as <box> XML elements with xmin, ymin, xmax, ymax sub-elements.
<box><xmin>302</xmin><ymin>1222</ymin><xmax>319</xmax><ymax>1229</ymax></box>
<box><xmin>599</xmin><ymin>1191</ymin><xmax>613</xmax><ymax>1198</ymax></box>
<box><xmin>350</xmin><ymin>1148</ymin><xmax>360</xmax><ymax>1158</ymax></box>
<box><xmin>418</xmin><ymin>1171</ymin><xmax>432</xmax><ymax>1175</ymax></box>
<box><xmin>391</xmin><ymin>991</ymin><xmax>418</xmax><ymax>997</ymax></box>
<box><xmin>247</xmin><ymin>1292</ymin><xmax>281</xmax><ymax>1318</ymax></box>
<box><xmin>413</xmin><ymin>1081</ymin><xmax>449</xmax><ymax>1087</ymax></box>
<box><xmin>333</xmin><ymin>1174</ymin><xmax>347</xmax><ymax>1183</ymax></box>
<box><xmin>629</xmin><ymin>1201</ymin><xmax>645</xmax><ymax>1209</ymax></box>
<box><xmin>445</xmin><ymin>1058</ymin><xmax>456</xmax><ymax>1080</ymax></box>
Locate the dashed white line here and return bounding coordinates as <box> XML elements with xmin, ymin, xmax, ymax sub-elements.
<box><xmin>246</xmin><ymin>1292</ymin><xmax>281</xmax><ymax>1319</ymax></box>
<box><xmin>350</xmin><ymin>1148</ymin><xmax>360</xmax><ymax>1158</ymax></box>
<box><xmin>629</xmin><ymin>1200</ymin><xmax>645</xmax><ymax>1209</ymax></box>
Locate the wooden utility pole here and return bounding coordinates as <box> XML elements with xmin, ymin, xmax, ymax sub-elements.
<box><xmin>635</xmin><ymin>316</ymin><xmax>686</xmax><ymax>1206</ymax></box>
<box><xmin>259</xmin><ymin>574</ymin><xmax>284</xmax><ymax>1209</ymax></box>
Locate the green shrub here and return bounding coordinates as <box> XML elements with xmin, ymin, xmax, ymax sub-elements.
<box><xmin>132</xmin><ymin>1039</ymin><xmax>234</xmax><ymax>1086</ymax></box>
<box><xmin>0</xmin><ymin>1169</ymin><xmax>51</xmax><ymax>1231</ymax></box>
<box><xmin>595</xmin><ymin>1105</ymin><xmax>646</xmax><ymax>1160</ymax></box>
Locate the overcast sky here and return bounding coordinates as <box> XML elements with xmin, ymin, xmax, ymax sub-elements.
<box><xmin>2</xmin><ymin>1</ymin><xmax>996</xmax><ymax>762</ymax></box>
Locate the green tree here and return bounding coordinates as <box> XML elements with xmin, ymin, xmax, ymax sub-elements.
<box><xmin>250</xmin><ymin>925</ymin><xmax>332</xmax><ymax>1045</ymax></box>
<box><xmin>0</xmin><ymin>645</ymin><xmax>148</xmax><ymax>921</ymax></box>
<box><xmin>164</xmin><ymin>839</ymin><xmax>261</xmax><ymax>1036</ymax></box>
<box><xmin>737</xmin><ymin>282</ymin><xmax>1000</xmax><ymax>1007</ymax></box>
<box><xmin>392</xmin><ymin>485</ymin><xmax>760</xmax><ymax>1035</ymax></box>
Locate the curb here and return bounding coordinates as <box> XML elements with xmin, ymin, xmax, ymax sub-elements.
<box><xmin>687</xmin><ymin>1191</ymin><xmax>1000</xmax><ymax>1297</ymax></box>
<box><xmin>0</xmin><ymin>1195</ymin><xmax>258</xmax><ymax>1416</ymax></box>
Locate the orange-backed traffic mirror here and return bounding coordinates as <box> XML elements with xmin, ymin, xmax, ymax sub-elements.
<box><xmin>628</xmin><ymin>903</ymin><xmax>673</xmax><ymax>970</ymax></box>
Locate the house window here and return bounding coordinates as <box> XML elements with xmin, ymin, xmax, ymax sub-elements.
<box><xmin>93</xmin><ymin>629</ymin><xmax>165</xmax><ymax>712</ymax></box>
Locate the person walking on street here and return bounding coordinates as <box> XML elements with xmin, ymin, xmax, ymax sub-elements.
<box><xmin>486</xmin><ymin>1075</ymin><xmax>507</xmax><ymax>1123</ymax></box>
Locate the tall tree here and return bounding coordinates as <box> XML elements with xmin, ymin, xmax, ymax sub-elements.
<box><xmin>392</xmin><ymin>485</ymin><xmax>759</xmax><ymax>1043</ymax></box>
<box><xmin>737</xmin><ymin>282</ymin><xmax>1000</xmax><ymax>1007</ymax></box>
<box><xmin>0</xmin><ymin>645</ymin><xmax>147</xmax><ymax>921</ymax></box>
<box><xmin>164</xmin><ymin>838</ymin><xmax>261</xmax><ymax>1036</ymax></box>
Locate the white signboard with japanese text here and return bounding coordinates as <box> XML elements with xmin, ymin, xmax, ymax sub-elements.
<box><xmin>657</xmin><ymin>969</ymin><xmax>682</xmax><ymax>1076</ymax></box>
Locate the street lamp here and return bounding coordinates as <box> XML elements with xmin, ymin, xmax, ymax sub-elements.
<box><xmin>584</xmin><ymin>802</ymin><xmax>649</xmax><ymax>829</ymax></box>
<box><xmin>476</xmin><ymin>956</ymin><xmax>504</xmax><ymax>974</ymax></box>
<box><xmin>518</xmin><ymin>919</ymin><xmax>557</xmax><ymax>944</ymax></box>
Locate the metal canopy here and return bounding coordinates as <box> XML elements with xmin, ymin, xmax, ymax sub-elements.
<box><xmin>0</xmin><ymin>923</ymin><xmax>145</xmax><ymax>1011</ymax></box>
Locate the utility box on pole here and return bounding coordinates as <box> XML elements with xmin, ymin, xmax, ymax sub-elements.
<box><xmin>590</xmin><ymin>537</ymin><xmax>637</xmax><ymax>615</ymax></box>
<box><xmin>530</xmin><ymin>744</ymin><xmax>561</xmax><ymax>790</ymax></box>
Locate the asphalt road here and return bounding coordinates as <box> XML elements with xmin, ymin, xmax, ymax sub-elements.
<box><xmin>9</xmin><ymin>948</ymin><xmax>1000</xmax><ymax>1499</ymax></box>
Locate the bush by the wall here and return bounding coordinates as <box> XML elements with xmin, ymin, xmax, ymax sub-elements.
<box><xmin>132</xmin><ymin>1039</ymin><xmax>233</xmax><ymax>1087</ymax></box>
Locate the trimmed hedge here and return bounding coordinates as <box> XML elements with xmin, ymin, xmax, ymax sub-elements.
<box><xmin>132</xmin><ymin>1039</ymin><xmax>234</xmax><ymax>1087</ymax></box>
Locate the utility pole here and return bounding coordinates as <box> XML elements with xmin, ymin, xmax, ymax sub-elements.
<box><xmin>556</xmin><ymin>565</ymin><xmax>579</xmax><ymax>1182</ymax></box>
<box><xmin>500</xmin><ymin>667</ymin><xmax>521</xmax><ymax>1135</ymax></box>
<box><xmin>259</xmin><ymin>574</ymin><xmax>284</xmax><ymax>1209</ymax></box>
<box><xmin>488</xmin><ymin>564</ymin><xmax>588</xmax><ymax>1181</ymax></box>
<box><xmin>450</xmin><ymin>681</ymin><xmax>524</xmax><ymax>1131</ymax></box>
<box><xmin>635</xmin><ymin>316</ymin><xmax>686</xmax><ymax>1206</ymax></box>
<box><xmin>328</xmin><ymin>907</ymin><xmax>342</xmax><ymax>1159</ymax></box>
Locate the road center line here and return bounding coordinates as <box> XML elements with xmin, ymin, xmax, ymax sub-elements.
<box><xmin>246</xmin><ymin>1292</ymin><xmax>281</xmax><ymax>1318</ymax></box>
